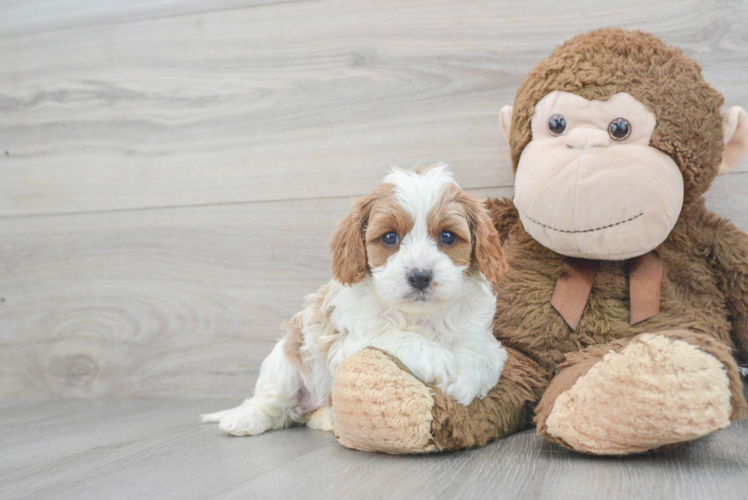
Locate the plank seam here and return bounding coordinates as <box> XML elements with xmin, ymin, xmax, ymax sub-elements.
<box><xmin>0</xmin><ymin>0</ymin><xmax>312</xmax><ymax>41</ymax></box>
<box><xmin>0</xmin><ymin>184</ymin><xmax>515</xmax><ymax>220</ymax></box>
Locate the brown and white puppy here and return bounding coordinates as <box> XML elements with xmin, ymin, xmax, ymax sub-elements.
<box><xmin>202</xmin><ymin>165</ymin><xmax>507</xmax><ymax>436</ymax></box>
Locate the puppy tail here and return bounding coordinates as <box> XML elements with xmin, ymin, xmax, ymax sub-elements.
<box><xmin>200</xmin><ymin>409</ymin><xmax>233</xmax><ymax>423</ymax></box>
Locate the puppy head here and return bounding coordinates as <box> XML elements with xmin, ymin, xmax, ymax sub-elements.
<box><xmin>331</xmin><ymin>165</ymin><xmax>506</xmax><ymax>309</ymax></box>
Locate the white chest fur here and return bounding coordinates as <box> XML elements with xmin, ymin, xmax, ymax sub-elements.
<box><xmin>300</xmin><ymin>273</ymin><xmax>504</xmax><ymax>408</ymax></box>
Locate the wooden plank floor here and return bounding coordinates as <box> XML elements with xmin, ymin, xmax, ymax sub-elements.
<box><xmin>1</xmin><ymin>395</ymin><xmax>747</xmax><ymax>500</ymax></box>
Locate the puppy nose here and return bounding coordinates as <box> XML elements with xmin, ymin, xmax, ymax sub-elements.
<box><xmin>407</xmin><ymin>269</ymin><xmax>432</xmax><ymax>290</ymax></box>
<box><xmin>564</xmin><ymin>128</ymin><xmax>610</xmax><ymax>149</ymax></box>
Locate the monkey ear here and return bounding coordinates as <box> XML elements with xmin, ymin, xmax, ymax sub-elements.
<box><xmin>468</xmin><ymin>199</ymin><xmax>508</xmax><ymax>289</ymax></box>
<box><xmin>330</xmin><ymin>192</ymin><xmax>377</xmax><ymax>286</ymax></box>
<box><xmin>499</xmin><ymin>106</ymin><xmax>513</xmax><ymax>145</ymax></box>
<box><xmin>719</xmin><ymin>106</ymin><xmax>748</xmax><ymax>175</ymax></box>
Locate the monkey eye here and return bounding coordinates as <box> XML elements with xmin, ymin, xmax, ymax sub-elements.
<box><xmin>548</xmin><ymin>114</ymin><xmax>567</xmax><ymax>136</ymax></box>
<box><xmin>382</xmin><ymin>232</ymin><xmax>399</xmax><ymax>246</ymax></box>
<box><xmin>440</xmin><ymin>231</ymin><xmax>456</xmax><ymax>245</ymax></box>
<box><xmin>608</xmin><ymin>118</ymin><xmax>631</xmax><ymax>141</ymax></box>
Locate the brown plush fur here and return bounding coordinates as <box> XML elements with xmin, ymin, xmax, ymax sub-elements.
<box><xmin>329</xmin><ymin>29</ymin><xmax>748</xmax><ymax>455</ymax></box>
<box><xmin>430</xmin><ymin>188</ymin><xmax>748</xmax><ymax>451</ymax></box>
<box><xmin>364</xmin><ymin>191</ymin><xmax>748</xmax><ymax>453</ymax></box>
<box><xmin>334</xmin><ymin>346</ymin><xmax>551</xmax><ymax>453</ymax></box>
<box><xmin>330</xmin><ymin>29</ymin><xmax>748</xmax><ymax>456</ymax></box>
<box><xmin>485</xmin><ymin>196</ymin><xmax>748</xmax><ymax>371</ymax></box>
<box><xmin>428</xmin><ymin>347</ymin><xmax>550</xmax><ymax>451</ymax></box>
<box><xmin>488</xmin><ymin>196</ymin><xmax>747</xmax><ymax>447</ymax></box>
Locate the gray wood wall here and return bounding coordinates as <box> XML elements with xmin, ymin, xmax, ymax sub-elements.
<box><xmin>1</xmin><ymin>0</ymin><xmax>747</xmax><ymax>399</ymax></box>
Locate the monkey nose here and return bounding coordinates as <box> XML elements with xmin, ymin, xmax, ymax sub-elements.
<box><xmin>564</xmin><ymin>128</ymin><xmax>610</xmax><ymax>149</ymax></box>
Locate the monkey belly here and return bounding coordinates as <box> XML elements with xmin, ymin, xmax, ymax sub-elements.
<box><xmin>494</xmin><ymin>217</ymin><xmax>735</xmax><ymax>376</ymax></box>
<box><xmin>329</xmin><ymin>199</ymin><xmax>745</xmax><ymax>455</ymax></box>
<box><xmin>493</xmin><ymin>207</ymin><xmax>743</xmax><ymax>454</ymax></box>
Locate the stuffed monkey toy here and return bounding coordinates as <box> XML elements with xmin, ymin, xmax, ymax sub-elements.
<box><xmin>329</xmin><ymin>28</ymin><xmax>748</xmax><ymax>455</ymax></box>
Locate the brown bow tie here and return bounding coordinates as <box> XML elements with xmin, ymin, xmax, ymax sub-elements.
<box><xmin>550</xmin><ymin>250</ymin><xmax>663</xmax><ymax>331</ymax></box>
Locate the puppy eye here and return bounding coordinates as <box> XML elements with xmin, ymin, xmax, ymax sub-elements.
<box><xmin>608</xmin><ymin>118</ymin><xmax>631</xmax><ymax>141</ymax></box>
<box><xmin>382</xmin><ymin>232</ymin><xmax>399</xmax><ymax>246</ymax></box>
<box><xmin>440</xmin><ymin>231</ymin><xmax>456</xmax><ymax>245</ymax></box>
<box><xmin>548</xmin><ymin>114</ymin><xmax>567</xmax><ymax>136</ymax></box>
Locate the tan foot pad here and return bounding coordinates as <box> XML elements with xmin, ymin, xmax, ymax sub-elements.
<box><xmin>331</xmin><ymin>348</ymin><xmax>437</xmax><ymax>454</ymax></box>
<box><xmin>546</xmin><ymin>334</ymin><xmax>732</xmax><ymax>455</ymax></box>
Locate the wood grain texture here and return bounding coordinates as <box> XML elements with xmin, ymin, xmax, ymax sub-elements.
<box><xmin>0</xmin><ymin>179</ymin><xmax>744</xmax><ymax>400</ymax></box>
<box><xmin>0</xmin><ymin>187</ymin><xmax>511</xmax><ymax>399</ymax></box>
<box><xmin>1</xmin><ymin>0</ymin><xmax>748</xmax><ymax>400</ymax></box>
<box><xmin>1</xmin><ymin>397</ymin><xmax>747</xmax><ymax>500</ymax></box>
<box><xmin>1</xmin><ymin>0</ymin><xmax>747</xmax><ymax>217</ymax></box>
<box><xmin>0</xmin><ymin>0</ymin><xmax>306</xmax><ymax>38</ymax></box>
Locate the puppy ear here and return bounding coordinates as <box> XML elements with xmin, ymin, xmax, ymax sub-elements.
<box><xmin>330</xmin><ymin>190</ymin><xmax>380</xmax><ymax>285</ymax></box>
<box><xmin>464</xmin><ymin>195</ymin><xmax>507</xmax><ymax>289</ymax></box>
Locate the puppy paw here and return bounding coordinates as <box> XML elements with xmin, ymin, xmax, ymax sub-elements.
<box><xmin>306</xmin><ymin>407</ymin><xmax>333</xmax><ymax>432</ymax></box>
<box><xmin>441</xmin><ymin>370</ymin><xmax>499</xmax><ymax>406</ymax></box>
<box><xmin>404</xmin><ymin>346</ymin><xmax>458</xmax><ymax>387</ymax></box>
<box><xmin>217</xmin><ymin>406</ymin><xmax>272</xmax><ymax>436</ymax></box>
<box><xmin>476</xmin><ymin>345</ymin><xmax>508</xmax><ymax>397</ymax></box>
<box><xmin>441</xmin><ymin>378</ymin><xmax>479</xmax><ymax>406</ymax></box>
<box><xmin>441</xmin><ymin>345</ymin><xmax>507</xmax><ymax>406</ymax></box>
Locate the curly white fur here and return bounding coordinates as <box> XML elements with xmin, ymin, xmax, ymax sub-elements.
<box><xmin>202</xmin><ymin>166</ymin><xmax>507</xmax><ymax>436</ymax></box>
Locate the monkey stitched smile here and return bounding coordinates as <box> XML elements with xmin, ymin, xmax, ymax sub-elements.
<box><xmin>523</xmin><ymin>212</ymin><xmax>644</xmax><ymax>234</ymax></box>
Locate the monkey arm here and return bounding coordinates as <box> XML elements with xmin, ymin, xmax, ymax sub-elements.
<box><xmin>427</xmin><ymin>346</ymin><xmax>551</xmax><ymax>451</ymax></box>
<box><xmin>702</xmin><ymin>209</ymin><xmax>748</xmax><ymax>361</ymax></box>
<box><xmin>331</xmin><ymin>346</ymin><xmax>550</xmax><ymax>453</ymax></box>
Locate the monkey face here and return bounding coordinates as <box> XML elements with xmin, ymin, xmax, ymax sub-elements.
<box><xmin>513</xmin><ymin>91</ymin><xmax>684</xmax><ymax>260</ymax></box>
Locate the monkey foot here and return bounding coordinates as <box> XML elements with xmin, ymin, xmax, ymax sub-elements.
<box><xmin>331</xmin><ymin>348</ymin><xmax>438</xmax><ymax>454</ymax></box>
<box><xmin>543</xmin><ymin>333</ymin><xmax>734</xmax><ymax>455</ymax></box>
